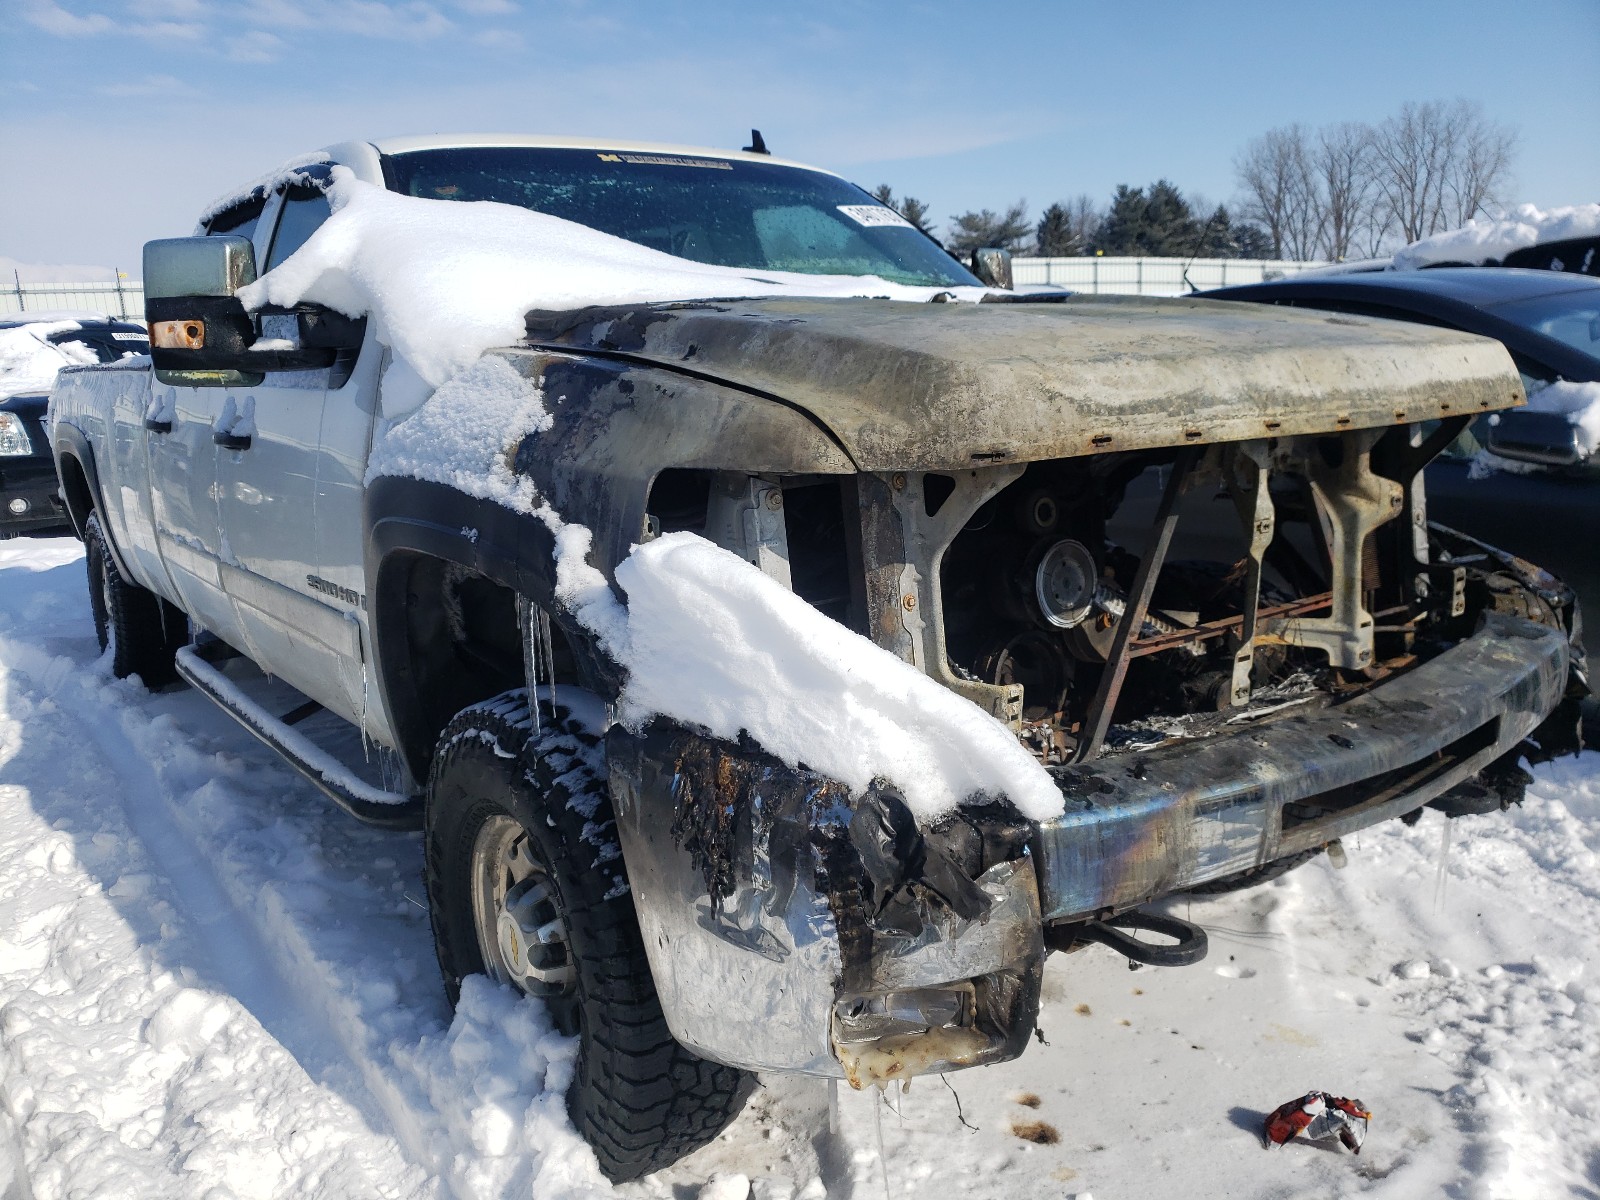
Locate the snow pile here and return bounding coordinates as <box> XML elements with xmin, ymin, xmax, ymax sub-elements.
<box><xmin>239</xmin><ymin>166</ymin><xmax>986</xmax><ymax>415</ymax></box>
<box><xmin>389</xmin><ymin>977</ymin><xmax>611</xmax><ymax>1199</ymax></box>
<box><xmin>612</xmin><ymin>532</ymin><xmax>1065</xmax><ymax>821</ymax></box>
<box><xmin>1393</xmin><ymin>203</ymin><xmax>1600</xmax><ymax>270</ymax></box>
<box><xmin>0</xmin><ymin>319</ymin><xmax>93</xmax><ymax>398</ymax></box>
<box><xmin>1473</xmin><ymin>379</ymin><xmax>1600</xmax><ymax>476</ymax></box>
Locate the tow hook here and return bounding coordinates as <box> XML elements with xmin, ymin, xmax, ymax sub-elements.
<box><xmin>1045</xmin><ymin>909</ymin><xmax>1209</xmax><ymax>968</ymax></box>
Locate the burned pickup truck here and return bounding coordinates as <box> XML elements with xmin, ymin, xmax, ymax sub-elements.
<box><xmin>47</xmin><ymin>136</ymin><xmax>1589</xmax><ymax>1180</ymax></box>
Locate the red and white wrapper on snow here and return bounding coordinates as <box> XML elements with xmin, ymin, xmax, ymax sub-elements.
<box><xmin>1263</xmin><ymin>1091</ymin><xmax>1372</xmax><ymax>1154</ymax></box>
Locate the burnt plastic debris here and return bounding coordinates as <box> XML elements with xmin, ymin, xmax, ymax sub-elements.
<box><xmin>1263</xmin><ymin>1091</ymin><xmax>1372</xmax><ymax>1154</ymax></box>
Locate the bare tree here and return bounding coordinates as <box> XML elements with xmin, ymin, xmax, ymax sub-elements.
<box><xmin>1313</xmin><ymin>122</ymin><xmax>1375</xmax><ymax>261</ymax></box>
<box><xmin>1368</xmin><ymin>99</ymin><xmax>1516</xmax><ymax>243</ymax></box>
<box><xmin>1235</xmin><ymin>125</ymin><xmax>1322</xmax><ymax>259</ymax></box>
<box><xmin>1443</xmin><ymin>101</ymin><xmax>1516</xmax><ymax>227</ymax></box>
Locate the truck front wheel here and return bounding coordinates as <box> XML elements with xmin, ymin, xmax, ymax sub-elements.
<box><xmin>84</xmin><ymin>511</ymin><xmax>186</xmax><ymax>686</ymax></box>
<box><xmin>424</xmin><ymin>690</ymin><xmax>754</xmax><ymax>1181</ymax></box>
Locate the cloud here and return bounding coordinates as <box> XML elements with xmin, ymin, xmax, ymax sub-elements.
<box><xmin>97</xmin><ymin>73</ymin><xmax>196</xmax><ymax>98</ymax></box>
<box><xmin>450</xmin><ymin>0</ymin><xmax>515</xmax><ymax>13</ymax></box>
<box><xmin>129</xmin><ymin>20</ymin><xmax>206</xmax><ymax>41</ymax></box>
<box><xmin>472</xmin><ymin>27</ymin><xmax>522</xmax><ymax>49</ymax></box>
<box><xmin>20</xmin><ymin>1</ymin><xmax>115</xmax><ymax>36</ymax></box>
<box><xmin>226</xmin><ymin>30</ymin><xmax>284</xmax><ymax>61</ymax></box>
<box><xmin>243</xmin><ymin>0</ymin><xmax>454</xmax><ymax>40</ymax></box>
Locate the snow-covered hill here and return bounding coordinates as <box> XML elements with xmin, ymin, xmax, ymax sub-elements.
<box><xmin>1</xmin><ymin>535</ymin><xmax>1596</xmax><ymax>1200</ymax></box>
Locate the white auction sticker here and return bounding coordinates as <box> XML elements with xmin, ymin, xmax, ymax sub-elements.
<box><xmin>837</xmin><ymin>204</ymin><xmax>914</xmax><ymax>229</ymax></box>
<box><xmin>111</xmin><ymin>331</ymin><xmax>147</xmax><ymax>340</ymax></box>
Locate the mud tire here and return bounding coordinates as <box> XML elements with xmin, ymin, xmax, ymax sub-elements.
<box><xmin>1181</xmin><ymin>846</ymin><xmax>1325</xmax><ymax>895</ymax></box>
<box><xmin>425</xmin><ymin>690</ymin><xmax>754</xmax><ymax>1182</ymax></box>
<box><xmin>84</xmin><ymin>511</ymin><xmax>186</xmax><ymax>686</ymax></box>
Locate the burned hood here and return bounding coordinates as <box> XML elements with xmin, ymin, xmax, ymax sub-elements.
<box><xmin>523</xmin><ymin>294</ymin><xmax>1522</xmax><ymax>471</ymax></box>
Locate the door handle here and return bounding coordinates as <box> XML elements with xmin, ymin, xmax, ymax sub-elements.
<box><xmin>144</xmin><ymin>416</ymin><xmax>172</xmax><ymax>433</ymax></box>
<box><xmin>214</xmin><ymin>430</ymin><xmax>252</xmax><ymax>451</ymax></box>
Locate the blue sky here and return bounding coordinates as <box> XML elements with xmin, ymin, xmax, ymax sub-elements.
<box><xmin>3</xmin><ymin>0</ymin><xmax>1597</xmax><ymax>273</ymax></box>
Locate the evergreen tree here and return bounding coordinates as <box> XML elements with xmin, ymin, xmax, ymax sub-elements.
<box><xmin>947</xmin><ymin>201</ymin><xmax>1031</xmax><ymax>254</ymax></box>
<box><xmin>871</xmin><ymin>184</ymin><xmax>936</xmax><ymax>235</ymax></box>
<box><xmin>1091</xmin><ymin>185</ymin><xmax>1152</xmax><ymax>255</ymax></box>
<box><xmin>1035</xmin><ymin>203</ymin><xmax>1076</xmax><ymax>256</ymax></box>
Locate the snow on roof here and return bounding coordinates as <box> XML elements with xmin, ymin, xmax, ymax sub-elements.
<box><xmin>0</xmin><ymin>310</ymin><xmax>113</xmax><ymax>327</ymax></box>
<box><xmin>239</xmin><ymin>166</ymin><xmax>986</xmax><ymax>415</ymax></box>
<box><xmin>1393</xmin><ymin>203</ymin><xmax>1600</xmax><ymax>271</ymax></box>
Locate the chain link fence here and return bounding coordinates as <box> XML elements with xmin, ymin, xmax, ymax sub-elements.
<box><xmin>3</xmin><ymin>278</ymin><xmax>145</xmax><ymax>319</ymax></box>
<box><xmin>1013</xmin><ymin>256</ymin><xmax>1328</xmax><ymax>295</ymax></box>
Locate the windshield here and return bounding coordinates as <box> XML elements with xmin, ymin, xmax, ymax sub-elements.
<box><xmin>47</xmin><ymin>326</ymin><xmax>149</xmax><ymax>362</ymax></box>
<box><xmin>1486</xmin><ymin>289</ymin><xmax>1600</xmax><ymax>363</ymax></box>
<box><xmin>384</xmin><ymin>147</ymin><xmax>979</xmax><ymax>288</ymax></box>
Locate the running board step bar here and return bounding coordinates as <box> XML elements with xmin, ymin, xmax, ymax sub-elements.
<box><xmin>175</xmin><ymin>642</ymin><xmax>424</xmax><ymax>830</ymax></box>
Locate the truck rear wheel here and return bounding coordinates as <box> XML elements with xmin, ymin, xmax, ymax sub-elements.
<box><xmin>424</xmin><ymin>690</ymin><xmax>754</xmax><ymax>1181</ymax></box>
<box><xmin>84</xmin><ymin>511</ymin><xmax>186</xmax><ymax>686</ymax></box>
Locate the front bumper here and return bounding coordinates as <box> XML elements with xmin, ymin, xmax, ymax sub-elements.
<box><xmin>1035</xmin><ymin>609</ymin><xmax>1569</xmax><ymax>920</ymax></box>
<box><xmin>0</xmin><ymin>458</ymin><xmax>69</xmax><ymax>535</ymax></box>
<box><xmin>609</xmin><ymin>610</ymin><xmax>1570</xmax><ymax>1082</ymax></box>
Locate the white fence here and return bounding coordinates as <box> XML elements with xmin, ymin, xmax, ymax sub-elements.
<box><xmin>3</xmin><ymin>280</ymin><xmax>144</xmax><ymax>319</ymax></box>
<box><xmin>1013</xmin><ymin>256</ymin><xmax>1328</xmax><ymax>296</ymax></box>
<box><xmin>4</xmin><ymin>257</ymin><xmax>1330</xmax><ymax>317</ymax></box>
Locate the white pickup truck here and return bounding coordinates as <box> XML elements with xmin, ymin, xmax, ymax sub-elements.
<box><xmin>48</xmin><ymin>134</ymin><xmax>1590</xmax><ymax>1180</ymax></box>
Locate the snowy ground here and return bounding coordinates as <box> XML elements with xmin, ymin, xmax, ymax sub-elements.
<box><xmin>2</xmin><ymin>534</ymin><xmax>1597</xmax><ymax>1200</ymax></box>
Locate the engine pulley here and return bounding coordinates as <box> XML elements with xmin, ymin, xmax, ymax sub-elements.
<box><xmin>1034</xmin><ymin>539</ymin><xmax>1098</xmax><ymax>629</ymax></box>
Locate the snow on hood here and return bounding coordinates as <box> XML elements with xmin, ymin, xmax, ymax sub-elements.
<box><xmin>238</xmin><ymin>166</ymin><xmax>989</xmax><ymax>417</ymax></box>
<box><xmin>0</xmin><ymin>320</ymin><xmax>93</xmax><ymax>400</ymax></box>
<box><xmin>367</xmin><ymin>357</ymin><xmax>1064</xmax><ymax>824</ymax></box>
<box><xmin>1393</xmin><ymin>203</ymin><xmax>1600</xmax><ymax>270</ymax></box>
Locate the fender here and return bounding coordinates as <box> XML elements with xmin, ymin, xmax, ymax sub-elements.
<box><xmin>364</xmin><ymin>349</ymin><xmax>857</xmax><ymax>780</ymax></box>
<box><xmin>364</xmin><ymin>474</ymin><xmax>612</xmax><ymax>782</ymax></box>
<box><xmin>49</xmin><ymin>426</ymin><xmax>142</xmax><ymax>578</ymax></box>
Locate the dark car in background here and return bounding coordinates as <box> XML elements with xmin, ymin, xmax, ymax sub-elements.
<box><xmin>1204</xmin><ymin>269</ymin><xmax>1600</xmax><ymax>621</ymax></box>
<box><xmin>1</xmin><ymin>315</ymin><xmax>149</xmax><ymax>536</ymax></box>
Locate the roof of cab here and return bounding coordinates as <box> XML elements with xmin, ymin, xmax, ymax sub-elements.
<box><xmin>362</xmin><ymin>133</ymin><xmax>836</xmax><ymax>177</ymax></box>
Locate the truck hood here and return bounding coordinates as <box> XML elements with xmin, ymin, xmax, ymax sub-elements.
<box><xmin>523</xmin><ymin>294</ymin><xmax>1521</xmax><ymax>471</ymax></box>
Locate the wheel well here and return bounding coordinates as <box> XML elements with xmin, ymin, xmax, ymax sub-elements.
<box><xmin>375</xmin><ymin>552</ymin><xmax>586</xmax><ymax>782</ymax></box>
<box><xmin>57</xmin><ymin>452</ymin><xmax>94</xmax><ymax>538</ymax></box>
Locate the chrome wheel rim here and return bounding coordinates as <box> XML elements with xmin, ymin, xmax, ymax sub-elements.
<box><xmin>470</xmin><ymin>815</ymin><xmax>576</xmax><ymax>995</ymax></box>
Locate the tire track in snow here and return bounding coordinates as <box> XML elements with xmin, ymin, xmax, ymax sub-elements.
<box><xmin>0</xmin><ymin>620</ymin><xmax>610</xmax><ymax>1197</ymax></box>
<box><xmin>0</xmin><ymin>645</ymin><xmax>433</xmax><ymax>1199</ymax></box>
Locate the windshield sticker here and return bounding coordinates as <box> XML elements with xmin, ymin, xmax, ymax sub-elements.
<box><xmin>596</xmin><ymin>153</ymin><xmax>732</xmax><ymax>170</ymax></box>
<box><xmin>837</xmin><ymin>204</ymin><xmax>914</xmax><ymax>229</ymax></box>
<box><xmin>110</xmin><ymin>331</ymin><xmax>147</xmax><ymax>340</ymax></box>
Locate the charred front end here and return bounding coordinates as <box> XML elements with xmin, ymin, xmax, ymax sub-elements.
<box><xmin>514</xmin><ymin>296</ymin><xmax>1587</xmax><ymax>1085</ymax></box>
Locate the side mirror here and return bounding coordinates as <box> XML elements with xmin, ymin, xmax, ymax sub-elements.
<box><xmin>1486</xmin><ymin>410</ymin><xmax>1585</xmax><ymax>467</ymax></box>
<box><xmin>145</xmin><ymin>236</ymin><xmax>263</xmax><ymax>385</ymax></box>
<box><xmin>970</xmin><ymin>247</ymin><xmax>1013</xmax><ymax>290</ymax></box>
<box><xmin>144</xmin><ymin>236</ymin><xmax>354</xmax><ymax>385</ymax></box>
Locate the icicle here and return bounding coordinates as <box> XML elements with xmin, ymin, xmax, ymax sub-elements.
<box><xmin>827</xmin><ymin>1078</ymin><xmax>840</xmax><ymax>1138</ymax></box>
<box><xmin>1433</xmin><ymin>818</ymin><xmax>1453</xmax><ymax>913</ymax></box>
<box><xmin>539</xmin><ymin>606</ymin><xmax>558</xmax><ymax>719</ymax></box>
<box><xmin>518</xmin><ymin>596</ymin><xmax>541</xmax><ymax>738</ymax></box>
<box><xmin>871</xmin><ymin>1087</ymin><xmax>891</xmax><ymax>1200</ymax></box>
